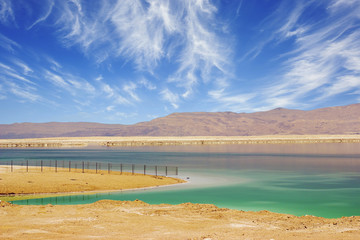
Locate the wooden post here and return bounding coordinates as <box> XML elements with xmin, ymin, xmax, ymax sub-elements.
<box><xmin>26</xmin><ymin>160</ymin><xmax>28</xmax><ymax>172</ymax></box>
<box><xmin>69</xmin><ymin>161</ymin><xmax>71</xmax><ymax>172</ymax></box>
<box><xmin>108</xmin><ymin>163</ymin><xmax>110</xmax><ymax>174</ymax></box>
<box><xmin>11</xmin><ymin>160</ymin><xmax>13</xmax><ymax>172</ymax></box>
<box><xmin>82</xmin><ymin>161</ymin><xmax>84</xmax><ymax>173</ymax></box>
<box><xmin>144</xmin><ymin>165</ymin><xmax>146</xmax><ymax>175</ymax></box>
<box><xmin>155</xmin><ymin>166</ymin><xmax>157</xmax><ymax>176</ymax></box>
<box><xmin>96</xmin><ymin>162</ymin><xmax>98</xmax><ymax>174</ymax></box>
<box><xmin>41</xmin><ymin>160</ymin><xmax>43</xmax><ymax>172</ymax></box>
<box><xmin>55</xmin><ymin>160</ymin><xmax>58</xmax><ymax>173</ymax></box>
<box><xmin>165</xmin><ymin>166</ymin><xmax>168</xmax><ymax>176</ymax></box>
<box><xmin>120</xmin><ymin>163</ymin><xmax>122</xmax><ymax>175</ymax></box>
<box><xmin>132</xmin><ymin>164</ymin><xmax>135</xmax><ymax>175</ymax></box>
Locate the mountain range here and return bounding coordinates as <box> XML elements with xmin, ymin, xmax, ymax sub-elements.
<box><xmin>1</xmin><ymin>104</ymin><xmax>360</xmax><ymax>139</ymax></box>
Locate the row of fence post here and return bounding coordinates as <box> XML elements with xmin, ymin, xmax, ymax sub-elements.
<box><xmin>5</xmin><ymin>160</ymin><xmax>178</xmax><ymax>177</ymax></box>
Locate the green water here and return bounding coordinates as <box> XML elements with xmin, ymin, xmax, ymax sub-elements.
<box><xmin>2</xmin><ymin>143</ymin><xmax>360</xmax><ymax>218</ymax></box>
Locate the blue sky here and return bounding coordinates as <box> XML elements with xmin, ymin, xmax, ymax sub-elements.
<box><xmin>0</xmin><ymin>0</ymin><xmax>360</xmax><ymax>124</ymax></box>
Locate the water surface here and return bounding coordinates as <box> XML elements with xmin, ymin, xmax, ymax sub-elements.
<box><xmin>1</xmin><ymin>143</ymin><xmax>360</xmax><ymax>218</ymax></box>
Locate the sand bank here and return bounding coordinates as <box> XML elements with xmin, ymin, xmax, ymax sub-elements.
<box><xmin>0</xmin><ymin>166</ymin><xmax>185</xmax><ymax>201</ymax></box>
<box><xmin>1</xmin><ymin>200</ymin><xmax>359</xmax><ymax>240</ymax></box>
<box><xmin>1</xmin><ymin>135</ymin><xmax>360</xmax><ymax>148</ymax></box>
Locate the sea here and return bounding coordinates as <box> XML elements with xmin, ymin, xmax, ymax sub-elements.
<box><xmin>1</xmin><ymin>143</ymin><xmax>360</xmax><ymax>218</ymax></box>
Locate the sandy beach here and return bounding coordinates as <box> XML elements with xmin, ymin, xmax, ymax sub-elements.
<box><xmin>0</xmin><ymin>166</ymin><xmax>359</xmax><ymax>239</ymax></box>
<box><xmin>1</xmin><ymin>199</ymin><xmax>360</xmax><ymax>239</ymax></box>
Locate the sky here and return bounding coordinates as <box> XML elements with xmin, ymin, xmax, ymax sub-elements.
<box><xmin>0</xmin><ymin>0</ymin><xmax>360</xmax><ymax>124</ymax></box>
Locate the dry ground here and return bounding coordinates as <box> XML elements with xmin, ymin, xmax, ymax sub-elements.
<box><xmin>1</xmin><ymin>200</ymin><xmax>359</xmax><ymax>240</ymax></box>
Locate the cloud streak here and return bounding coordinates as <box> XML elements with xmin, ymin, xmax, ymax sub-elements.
<box><xmin>0</xmin><ymin>0</ymin><xmax>14</xmax><ymax>25</ymax></box>
<box><xmin>0</xmin><ymin>33</ymin><xmax>20</xmax><ymax>52</ymax></box>
<box><xmin>225</xmin><ymin>0</ymin><xmax>360</xmax><ymax>111</ymax></box>
<box><xmin>36</xmin><ymin>0</ymin><xmax>231</xmax><ymax>108</ymax></box>
<box><xmin>27</xmin><ymin>0</ymin><xmax>54</xmax><ymax>30</ymax></box>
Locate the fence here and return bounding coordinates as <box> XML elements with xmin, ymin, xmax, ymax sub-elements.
<box><xmin>0</xmin><ymin>160</ymin><xmax>178</xmax><ymax>177</ymax></box>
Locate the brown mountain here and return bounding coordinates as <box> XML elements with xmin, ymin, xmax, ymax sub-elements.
<box><xmin>1</xmin><ymin>104</ymin><xmax>360</xmax><ymax>139</ymax></box>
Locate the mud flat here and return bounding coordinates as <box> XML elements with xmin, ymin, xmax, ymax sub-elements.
<box><xmin>1</xmin><ymin>135</ymin><xmax>360</xmax><ymax>148</ymax></box>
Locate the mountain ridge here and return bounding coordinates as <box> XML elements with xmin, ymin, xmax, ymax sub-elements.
<box><xmin>1</xmin><ymin>104</ymin><xmax>360</xmax><ymax>139</ymax></box>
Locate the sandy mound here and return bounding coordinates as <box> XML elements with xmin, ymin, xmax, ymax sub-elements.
<box><xmin>1</xmin><ymin>200</ymin><xmax>359</xmax><ymax>239</ymax></box>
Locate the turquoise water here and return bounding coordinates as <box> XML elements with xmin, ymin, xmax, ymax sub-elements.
<box><xmin>1</xmin><ymin>143</ymin><xmax>360</xmax><ymax>218</ymax></box>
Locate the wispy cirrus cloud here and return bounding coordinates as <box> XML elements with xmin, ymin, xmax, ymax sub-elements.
<box><xmin>96</xmin><ymin>77</ymin><xmax>131</xmax><ymax>105</ymax></box>
<box><xmin>138</xmin><ymin>77</ymin><xmax>156</xmax><ymax>90</ymax></box>
<box><xmin>45</xmin><ymin>70</ymin><xmax>95</xmax><ymax>96</ymax></box>
<box><xmin>271</xmin><ymin>0</ymin><xmax>360</xmax><ymax>107</ymax></box>
<box><xmin>161</xmin><ymin>88</ymin><xmax>179</xmax><ymax>109</ymax></box>
<box><xmin>0</xmin><ymin>0</ymin><xmax>14</xmax><ymax>25</ymax></box>
<box><xmin>223</xmin><ymin>0</ymin><xmax>360</xmax><ymax>112</ymax></box>
<box><xmin>0</xmin><ymin>33</ymin><xmax>20</xmax><ymax>52</ymax></box>
<box><xmin>27</xmin><ymin>0</ymin><xmax>54</xmax><ymax>30</ymax></box>
<box><xmin>6</xmin><ymin>81</ymin><xmax>41</xmax><ymax>102</ymax></box>
<box><xmin>28</xmin><ymin>0</ymin><xmax>231</xmax><ymax>109</ymax></box>
<box><xmin>10</xmin><ymin>58</ymin><xmax>33</xmax><ymax>75</ymax></box>
<box><xmin>208</xmin><ymin>88</ymin><xmax>255</xmax><ymax>112</ymax></box>
<box><xmin>0</xmin><ymin>61</ymin><xmax>35</xmax><ymax>85</ymax></box>
<box><xmin>123</xmin><ymin>82</ymin><xmax>140</xmax><ymax>102</ymax></box>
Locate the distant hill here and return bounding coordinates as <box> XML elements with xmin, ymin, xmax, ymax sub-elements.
<box><xmin>1</xmin><ymin>104</ymin><xmax>360</xmax><ymax>139</ymax></box>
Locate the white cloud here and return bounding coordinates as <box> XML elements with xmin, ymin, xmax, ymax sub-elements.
<box><xmin>161</xmin><ymin>88</ymin><xmax>179</xmax><ymax>109</ymax></box>
<box><xmin>0</xmin><ymin>62</ymin><xmax>13</xmax><ymax>71</ymax></box>
<box><xmin>240</xmin><ymin>0</ymin><xmax>360</xmax><ymax>110</ymax></box>
<box><xmin>45</xmin><ymin>70</ymin><xmax>71</xmax><ymax>92</ymax></box>
<box><xmin>138</xmin><ymin>78</ymin><xmax>156</xmax><ymax>90</ymax></box>
<box><xmin>123</xmin><ymin>82</ymin><xmax>140</xmax><ymax>102</ymax></box>
<box><xmin>3</xmin><ymin>70</ymin><xmax>35</xmax><ymax>85</ymax></box>
<box><xmin>100</xmin><ymin>82</ymin><xmax>131</xmax><ymax>105</ymax></box>
<box><xmin>102</xmin><ymin>83</ymin><xmax>115</xmax><ymax>98</ymax></box>
<box><xmin>208</xmin><ymin>88</ymin><xmax>255</xmax><ymax>112</ymax></box>
<box><xmin>95</xmin><ymin>75</ymin><xmax>103</xmax><ymax>82</ymax></box>
<box><xmin>0</xmin><ymin>0</ymin><xmax>14</xmax><ymax>24</ymax></box>
<box><xmin>43</xmin><ymin>0</ymin><xmax>230</xmax><ymax>109</ymax></box>
<box><xmin>317</xmin><ymin>75</ymin><xmax>360</xmax><ymax>101</ymax></box>
<box><xmin>106</xmin><ymin>105</ymin><xmax>115</xmax><ymax>111</ymax></box>
<box><xmin>11</xmin><ymin>59</ymin><xmax>33</xmax><ymax>75</ymax></box>
<box><xmin>45</xmin><ymin>70</ymin><xmax>95</xmax><ymax>96</ymax></box>
<box><xmin>45</xmin><ymin>56</ymin><xmax>62</xmax><ymax>70</ymax></box>
<box><xmin>27</xmin><ymin>0</ymin><xmax>54</xmax><ymax>30</ymax></box>
<box><xmin>0</xmin><ymin>62</ymin><xmax>35</xmax><ymax>85</ymax></box>
<box><xmin>7</xmin><ymin>82</ymin><xmax>41</xmax><ymax>102</ymax></box>
<box><xmin>0</xmin><ymin>33</ymin><xmax>20</xmax><ymax>52</ymax></box>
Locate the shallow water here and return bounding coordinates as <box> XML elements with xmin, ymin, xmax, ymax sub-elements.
<box><xmin>1</xmin><ymin>143</ymin><xmax>360</xmax><ymax>218</ymax></box>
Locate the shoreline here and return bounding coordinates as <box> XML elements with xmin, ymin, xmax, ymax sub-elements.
<box><xmin>1</xmin><ymin>135</ymin><xmax>360</xmax><ymax>148</ymax></box>
<box><xmin>1</xmin><ymin>180</ymin><xmax>188</xmax><ymax>202</ymax></box>
<box><xmin>1</xmin><ymin>199</ymin><xmax>359</xmax><ymax>239</ymax></box>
